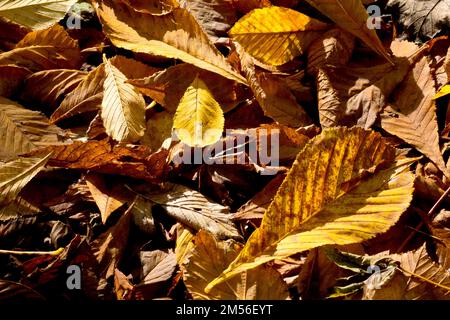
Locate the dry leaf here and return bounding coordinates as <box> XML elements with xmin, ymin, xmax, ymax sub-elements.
<box><xmin>206</xmin><ymin>127</ymin><xmax>414</xmax><ymax>290</ymax></box>
<box><xmin>95</xmin><ymin>0</ymin><xmax>246</xmax><ymax>84</ymax></box>
<box><xmin>145</xmin><ymin>183</ymin><xmax>240</xmax><ymax>240</ymax></box>
<box><xmin>305</xmin><ymin>0</ymin><xmax>394</xmax><ymax>64</ymax></box>
<box><xmin>0</xmin><ymin>24</ymin><xmax>81</xmax><ymax>71</ymax></box>
<box><xmin>0</xmin><ymin>97</ymin><xmax>66</xmax><ymax>160</ymax></box>
<box><xmin>381</xmin><ymin>55</ymin><xmax>447</xmax><ymax>176</ymax></box>
<box><xmin>101</xmin><ymin>56</ymin><xmax>146</xmax><ymax>143</ymax></box>
<box><xmin>230</xmin><ymin>6</ymin><xmax>328</xmax><ymax>66</ymax></box>
<box><xmin>0</xmin><ymin>154</ymin><xmax>51</xmax><ymax>206</ymax></box>
<box><xmin>0</xmin><ymin>0</ymin><xmax>76</xmax><ymax>30</ymax></box>
<box><xmin>182</xmin><ymin>231</ymin><xmax>289</xmax><ymax>300</ymax></box>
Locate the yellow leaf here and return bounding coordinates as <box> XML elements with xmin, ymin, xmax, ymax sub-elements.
<box><xmin>230</xmin><ymin>6</ymin><xmax>328</xmax><ymax>66</ymax></box>
<box><xmin>175</xmin><ymin>225</ymin><xmax>195</xmax><ymax>265</ymax></box>
<box><xmin>206</xmin><ymin>127</ymin><xmax>415</xmax><ymax>291</ymax></box>
<box><xmin>0</xmin><ymin>154</ymin><xmax>51</xmax><ymax>206</ymax></box>
<box><xmin>304</xmin><ymin>0</ymin><xmax>394</xmax><ymax>64</ymax></box>
<box><xmin>0</xmin><ymin>0</ymin><xmax>76</xmax><ymax>30</ymax></box>
<box><xmin>102</xmin><ymin>56</ymin><xmax>146</xmax><ymax>143</ymax></box>
<box><xmin>182</xmin><ymin>231</ymin><xmax>289</xmax><ymax>300</ymax></box>
<box><xmin>173</xmin><ymin>76</ymin><xmax>224</xmax><ymax>147</ymax></box>
<box><xmin>94</xmin><ymin>0</ymin><xmax>246</xmax><ymax>84</ymax></box>
<box><xmin>433</xmin><ymin>84</ymin><xmax>450</xmax><ymax>100</ymax></box>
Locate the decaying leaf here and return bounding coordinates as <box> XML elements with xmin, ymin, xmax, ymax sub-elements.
<box><xmin>237</xmin><ymin>44</ymin><xmax>312</xmax><ymax>127</ymax></box>
<box><xmin>28</xmin><ymin>140</ymin><xmax>169</xmax><ymax>181</ymax></box>
<box><xmin>182</xmin><ymin>231</ymin><xmax>289</xmax><ymax>300</ymax></box>
<box><xmin>206</xmin><ymin>127</ymin><xmax>415</xmax><ymax>290</ymax></box>
<box><xmin>387</xmin><ymin>0</ymin><xmax>450</xmax><ymax>41</ymax></box>
<box><xmin>304</xmin><ymin>0</ymin><xmax>394</xmax><ymax>64</ymax></box>
<box><xmin>0</xmin><ymin>24</ymin><xmax>81</xmax><ymax>71</ymax></box>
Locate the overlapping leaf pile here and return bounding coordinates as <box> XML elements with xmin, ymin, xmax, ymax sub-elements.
<box><xmin>0</xmin><ymin>0</ymin><xmax>449</xmax><ymax>301</ymax></box>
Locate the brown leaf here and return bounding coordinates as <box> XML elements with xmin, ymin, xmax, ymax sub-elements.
<box><xmin>179</xmin><ymin>0</ymin><xmax>238</xmax><ymax>44</ymax></box>
<box><xmin>21</xmin><ymin>69</ymin><xmax>86</xmax><ymax>111</ymax></box>
<box><xmin>306</xmin><ymin>28</ymin><xmax>355</xmax><ymax>76</ymax></box>
<box><xmin>0</xmin><ymin>25</ymin><xmax>81</xmax><ymax>71</ymax></box>
<box><xmin>28</xmin><ymin>140</ymin><xmax>169</xmax><ymax>182</ymax></box>
<box><xmin>237</xmin><ymin>44</ymin><xmax>312</xmax><ymax>127</ymax></box>
<box><xmin>0</xmin><ymin>97</ymin><xmax>66</xmax><ymax>160</ymax></box>
<box><xmin>85</xmin><ymin>173</ymin><xmax>130</xmax><ymax>224</ymax></box>
<box><xmin>0</xmin><ymin>65</ymin><xmax>31</xmax><ymax>98</ymax></box>
<box><xmin>381</xmin><ymin>55</ymin><xmax>448</xmax><ymax>176</ymax></box>
<box><xmin>93</xmin><ymin>208</ymin><xmax>132</xmax><ymax>281</ymax></box>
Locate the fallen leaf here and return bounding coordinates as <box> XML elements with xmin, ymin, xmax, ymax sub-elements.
<box><xmin>182</xmin><ymin>231</ymin><xmax>289</xmax><ymax>300</ymax></box>
<box><xmin>230</xmin><ymin>6</ymin><xmax>328</xmax><ymax>66</ymax></box>
<box><xmin>206</xmin><ymin>127</ymin><xmax>414</xmax><ymax>290</ymax></box>
<box><xmin>173</xmin><ymin>76</ymin><xmax>225</xmax><ymax>147</ymax></box>
<box><xmin>102</xmin><ymin>55</ymin><xmax>146</xmax><ymax>143</ymax></box>
<box><xmin>28</xmin><ymin>140</ymin><xmax>169</xmax><ymax>181</ymax></box>
<box><xmin>145</xmin><ymin>183</ymin><xmax>241</xmax><ymax>240</ymax></box>
<box><xmin>0</xmin><ymin>97</ymin><xmax>66</xmax><ymax>160</ymax></box>
<box><xmin>0</xmin><ymin>0</ymin><xmax>76</xmax><ymax>30</ymax></box>
<box><xmin>95</xmin><ymin>0</ymin><xmax>246</xmax><ymax>84</ymax></box>
<box><xmin>381</xmin><ymin>55</ymin><xmax>448</xmax><ymax>176</ymax></box>
<box><xmin>237</xmin><ymin>44</ymin><xmax>312</xmax><ymax>127</ymax></box>
<box><xmin>0</xmin><ymin>154</ymin><xmax>51</xmax><ymax>206</ymax></box>
<box><xmin>0</xmin><ymin>24</ymin><xmax>81</xmax><ymax>71</ymax></box>
<box><xmin>305</xmin><ymin>0</ymin><xmax>394</xmax><ymax>64</ymax></box>
<box><xmin>387</xmin><ymin>0</ymin><xmax>450</xmax><ymax>41</ymax></box>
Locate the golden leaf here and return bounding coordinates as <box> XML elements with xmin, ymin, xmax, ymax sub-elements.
<box><xmin>206</xmin><ymin>127</ymin><xmax>415</xmax><ymax>291</ymax></box>
<box><xmin>173</xmin><ymin>76</ymin><xmax>224</xmax><ymax>148</ymax></box>
<box><xmin>102</xmin><ymin>55</ymin><xmax>146</xmax><ymax>143</ymax></box>
<box><xmin>230</xmin><ymin>6</ymin><xmax>328</xmax><ymax>66</ymax></box>
<box><xmin>182</xmin><ymin>231</ymin><xmax>289</xmax><ymax>300</ymax></box>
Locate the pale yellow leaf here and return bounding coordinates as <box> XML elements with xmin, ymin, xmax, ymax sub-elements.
<box><xmin>102</xmin><ymin>55</ymin><xmax>146</xmax><ymax>143</ymax></box>
<box><xmin>0</xmin><ymin>0</ymin><xmax>76</xmax><ymax>30</ymax></box>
